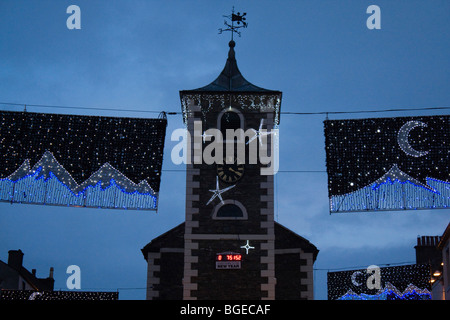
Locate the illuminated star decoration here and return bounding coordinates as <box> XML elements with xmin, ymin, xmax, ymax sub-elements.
<box><xmin>246</xmin><ymin>119</ymin><xmax>274</xmax><ymax>146</ymax></box>
<box><xmin>206</xmin><ymin>176</ymin><xmax>235</xmax><ymax>205</ymax></box>
<box><xmin>201</xmin><ymin>131</ymin><xmax>213</xmax><ymax>143</ymax></box>
<box><xmin>240</xmin><ymin>240</ymin><xmax>255</xmax><ymax>254</ymax></box>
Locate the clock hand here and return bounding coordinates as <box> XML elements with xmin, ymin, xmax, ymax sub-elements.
<box><xmin>229</xmin><ymin>167</ymin><xmax>239</xmax><ymax>174</ymax></box>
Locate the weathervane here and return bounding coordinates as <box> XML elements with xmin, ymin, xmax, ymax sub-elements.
<box><xmin>218</xmin><ymin>7</ymin><xmax>247</xmax><ymax>40</ymax></box>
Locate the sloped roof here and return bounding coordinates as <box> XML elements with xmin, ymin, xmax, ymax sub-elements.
<box><xmin>141</xmin><ymin>222</ymin><xmax>185</xmax><ymax>259</ymax></box>
<box><xmin>0</xmin><ymin>253</ymin><xmax>54</xmax><ymax>291</ymax></box>
<box><xmin>141</xmin><ymin>222</ymin><xmax>319</xmax><ymax>262</ymax></box>
<box><xmin>274</xmin><ymin>222</ymin><xmax>319</xmax><ymax>261</ymax></box>
<box><xmin>181</xmin><ymin>41</ymin><xmax>281</xmax><ymax>94</ymax></box>
<box><xmin>437</xmin><ymin>222</ymin><xmax>450</xmax><ymax>250</ymax></box>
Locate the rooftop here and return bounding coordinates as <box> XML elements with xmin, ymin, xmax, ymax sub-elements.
<box><xmin>181</xmin><ymin>40</ymin><xmax>280</xmax><ymax>94</ymax></box>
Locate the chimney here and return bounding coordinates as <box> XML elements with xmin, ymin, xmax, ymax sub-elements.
<box><xmin>7</xmin><ymin>249</ymin><xmax>24</xmax><ymax>271</ymax></box>
<box><xmin>49</xmin><ymin>267</ymin><xmax>54</xmax><ymax>279</ymax></box>
<box><xmin>415</xmin><ymin>236</ymin><xmax>442</xmax><ymax>272</ymax></box>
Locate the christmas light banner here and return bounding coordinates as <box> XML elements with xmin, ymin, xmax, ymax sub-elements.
<box><xmin>324</xmin><ymin>115</ymin><xmax>450</xmax><ymax>213</ymax></box>
<box><xmin>0</xmin><ymin>110</ymin><xmax>167</xmax><ymax>211</ymax></box>
<box><xmin>327</xmin><ymin>264</ymin><xmax>431</xmax><ymax>300</ymax></box>
<box><xmin>0</xmin><ymin>290</ymin><xmax>118</xmax><ymax>300</ymax></box>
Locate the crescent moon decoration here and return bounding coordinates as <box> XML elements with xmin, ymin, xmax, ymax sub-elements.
<box><xmin>351</xmin><ymin>271</ymin><xmax>363</xmax><ymax>286</ymax></box>
<box><xmin>397</xmin><ymin>120</ymin><xmax>430</xmax><ymax>157</ymax></box>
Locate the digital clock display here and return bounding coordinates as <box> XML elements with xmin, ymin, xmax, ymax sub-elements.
<box><xmin>216</xmin><ymin>254</ymin><xmax>242</xmax><ymax>261</ymax></box>
<box><xmin>216</xmin><ymin>252</ymin><xmax>242</xmax><ymax>269</ymax></box>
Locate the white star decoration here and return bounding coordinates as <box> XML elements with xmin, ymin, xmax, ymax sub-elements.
<box><xmin>201</xmin><ymin>131</ymin><xmax>213</xmax><ymax>142</ymax></box>
<box><xmin>240</xmin><ymin>240</ymin><xmax>255</xmax><ymax>254</ymax></box>
<box><xmin>206</xmin><ymin>176</ymin><xmax>235</xmax><ymax>205</ymax></box>
<box><xmin>246</xmin><ymin>119</ymin><xmax>274</xmax><ymax>146</ymax></box>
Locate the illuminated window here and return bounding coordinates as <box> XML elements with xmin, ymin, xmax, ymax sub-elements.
<box><xmin>217</xmin><ymin>108</ymin><xmax>244</xmax><ymax>139</ymax></box>
<box><xmin>212</xmin><ymin>200</ymin><xmax>247</xmax><ymax>220</ymax></box>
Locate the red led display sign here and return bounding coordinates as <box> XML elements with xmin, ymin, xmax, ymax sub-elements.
<box><xmin>216</xmin><ymin>254</ymin><xmax>242</xmax><ymax>261</ymax></box>
<box><xmin>216</xmin><ymin>252</ymin><xmax>242</xmax><ymax>269</ymax></box>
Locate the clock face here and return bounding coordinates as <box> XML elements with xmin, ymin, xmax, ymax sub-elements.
<box><xmin>217</xmin><ymin>157</ymin><xmax>244</xmax><ymax>183</ymax></box>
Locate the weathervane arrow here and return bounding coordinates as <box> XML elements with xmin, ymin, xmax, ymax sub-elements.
<box><xmin>218</xmin><ymin>7</ymin><xmax>248</xmax><ymax>40</ymax></box>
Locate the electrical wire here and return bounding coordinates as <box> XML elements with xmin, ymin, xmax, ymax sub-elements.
<box><xmin>1</xmin><ymin>101</ymin><xmax>449</xmax><ymax>117</ymax></box>
<box><xmin>0</xmin><ymin>101</ymin><xmax>168</xmax><ymax>114</ymax></box>
<box><xmin>282</xmin><ymin>106</ymin><xmax>450</xmax><ymax>116</ymax></box>
<box><xmin>314</xmin><ymin>261</ymin><xmax>417</xmax><ymax>272</ymax></box>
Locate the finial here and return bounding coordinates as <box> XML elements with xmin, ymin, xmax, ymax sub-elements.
<box><xmin>218</xmin><ymin>7</ymin><xmax>247</xmax><ymax>41</ymax></box>
<box><xmin>228</xmin><ymin>40</ymin><xmax>235</xmax><ymax>59</ymax></box>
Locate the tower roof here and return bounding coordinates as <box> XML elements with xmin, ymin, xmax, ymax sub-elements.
<box><xmin>185</xmin><ymin>41</ymin><xmax>280</xmax><ymax>94</ymax></box>
<box><xmin>179</xmin><ymin>40</ymin><xmax>282</xmax><ymax>125</ymax></box>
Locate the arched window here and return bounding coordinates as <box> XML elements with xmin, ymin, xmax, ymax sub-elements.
<box><xmin>212</xmin><ymin>200</ymin><xmax>248</xmax><ymax>220</ymax></box>
<box><xmin>217</xmin><ymin>108</ymin><xmax>244</xmax><ymax>139</ymax></box>
<box><xmin>217</xmin><ymin>204</ymin><xmax>242</xmax><ymax>217</ymax></box>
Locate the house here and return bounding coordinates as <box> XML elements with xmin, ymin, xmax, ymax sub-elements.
<box><xmin>433</xmin><ymin>223</ymin><xmax>450</xmax><ymax>300</ymax></box>
<box><xmin>0</xmin><ymin>249</ymin><xmax>54</xmax><ymax>291</ymax></box>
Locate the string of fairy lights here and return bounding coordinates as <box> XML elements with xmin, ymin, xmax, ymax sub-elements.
<box><xmin>1</xmin><ymin>102</ymin><xmax>448</xmax><ymax>213</ymax></box>
<box><xmin>2</xmin><ymin>101</ymin><xmax>448</xmax><ymax>175</ymax></box>
<box><xmin>0</xmin><ymin>108</ymin><xmax>167</xmax><ymax>211</ymax></box>
<box><xmin>1</xmin><ymin>101</ymin><xmax>449</xmax><ymax>215</ymax></box>
<box><xmin>0</xmin><ymin>102</ymin><xmax>440</xmax><ymax>183</ymax></box>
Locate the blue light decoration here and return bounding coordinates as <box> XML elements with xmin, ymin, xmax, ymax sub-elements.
<box><xmin>0</xmin><ymin>151</ymin><xmax>158</xmax><ymax>210</ymax></box>
<box><xmin>338</xmin><ymin>283</ymin><xmax>431</xmax><ymax>300</ymax></box>
<box><xmin>324</xmin><ymin>115</ymin><xmax>450</xmax><ymax>213</ymax></box>
<box><xmin>330</xmin><ymin>165</ymin><xmax>450</xmax><ymax>213</ymax></box>
<box><xmin>327</xmin><ymin>264</ymin><xmax>432</xmax><ymax>300</ymax></box>
<box><xmin>0</xmin><ymin>290</ymin><xmax>118</xmax><ymax>300</ymax></box>
<box><xmin>0</xmin><ymin>110</ymin><xmax>166</xmax><ymax>211</ymax></box>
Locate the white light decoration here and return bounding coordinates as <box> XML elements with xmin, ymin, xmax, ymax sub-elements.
<box><xmin>0</xmin><ymin>110</ymin><xmax>166</xmax><ymax>211</ymax></box>
<box><xmin>0</xmin><ymin>290</ymin><xmax>118</xmax><ymax>300</ymax></box>
<box><xmin>324</xmin><ymin>115</ymin><xmax>450</xmax><ymax>213</ymax></box>
<box><xmin>327</xmin><ymin>264</ymin><xmax>431</xmax><ymax>300</ymax></box>
<box><xmin>240</xmin><ymin>240</ymin><xmax>255</xmax><ymax>254</ymax></box>
<box><xmin>397</xmin><ymin>121</ymin><xmax>430</xmax><ymax>157</ymax></box>
<box><xmin>330</xmin><ymin>164</ymin><xmax>450</xmax><ymax>213</ymax></box>
<box><xmin>206</xmin><ymin>176</ymin><xmax>235</xmax><ymax>205</ymax></box>
<box><xmin>181</xmin><ymin>93</ymin><xmax>281</xmax><ymax>128</ymax></box>
<box><xmin>201</xmin><ymin>131</ymin><xmax>214</xmax><ymax>142</ymax></box>
<box><xmin>246</xmin><ymin>118</ymin><xmax>273</xmax><ymax>146</ymax></box>
<box><xmin>0</xmin><ymin>151</ymin><xmax>158</xmax><ymax>210</ymax></box>
<box><xmin>338</xmin><ymin>282</ymin><xmax>431</xmax><ymax>300</ymax></box>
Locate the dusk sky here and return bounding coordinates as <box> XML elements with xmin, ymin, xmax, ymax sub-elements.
<box><xmin>0</xmin><ymin>0</ymin><xmax>449</xmax><ymax>300</ymax></box>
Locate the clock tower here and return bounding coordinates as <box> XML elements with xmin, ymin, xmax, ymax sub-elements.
<box><xmin>142</xmin><ymin>40</ymin><xmax>318</xmax><ymax>300</ymax></box>
<box><xmin>180</xmin><ymin>40</ymin><xmax>281</xmax><ymax>300</ymax></box>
